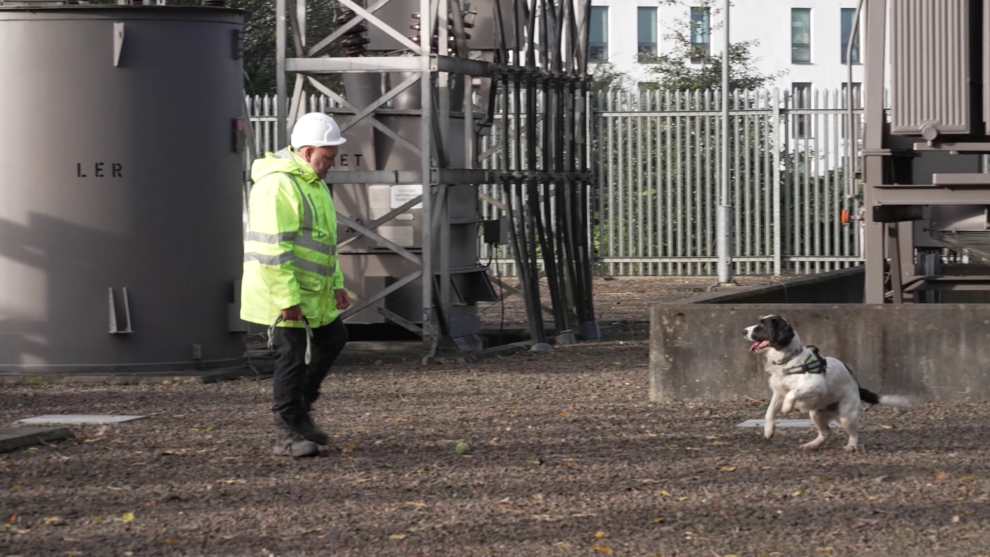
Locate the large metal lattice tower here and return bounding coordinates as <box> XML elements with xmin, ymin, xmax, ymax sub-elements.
<box><xmin>271</xmin><ymin>0</ymin><xmax>600</xmax><ymax>357</ymax></box>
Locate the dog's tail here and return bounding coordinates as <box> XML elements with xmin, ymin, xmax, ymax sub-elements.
<box><xmin>859</xmin><ymin>387</ymin><xmax>914</xmax><ymax>407</ymax></box>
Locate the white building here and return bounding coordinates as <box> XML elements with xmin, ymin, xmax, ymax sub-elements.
<box><xmin>588</xmin><ymin>0</ymin><xmax>869</xmax><ymax>97</ymax></box>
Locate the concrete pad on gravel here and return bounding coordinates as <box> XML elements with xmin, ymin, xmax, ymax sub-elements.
<box><xmin>16</xmin><ymin>414</ymin><xmax>148</xmax><ymax>425</ymax></box>
<box><xmin>0</xmin><ymin>427</ymin><xmax>74</xmax><ymax>453</ymax></box>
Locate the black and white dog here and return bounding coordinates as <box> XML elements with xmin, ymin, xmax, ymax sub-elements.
<box><xmin>743</xmin><ymin>314</ymin><xmax>912</xmax><ymax>451</ymax></box>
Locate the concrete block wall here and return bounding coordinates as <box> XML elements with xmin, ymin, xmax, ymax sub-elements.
<box><xmin>650</xmin><ymin>301</ymin><xmax>990</xmax><ymax>404</ymax></box>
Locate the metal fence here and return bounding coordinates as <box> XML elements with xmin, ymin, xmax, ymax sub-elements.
<box><xmin>245</xmin><ymin>86</ymin><xmax>865</xmax><ymax>278</ymax></box>
<box><xmin>593</xmin><ymin>87</ymin><xmax>864</xmax><ymax>277</ymax></box>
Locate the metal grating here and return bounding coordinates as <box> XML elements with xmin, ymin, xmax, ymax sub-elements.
<box><xmin>890</xmin><ymin>0</ymin><xmax>971</xmax><ymax>137</ymax></box>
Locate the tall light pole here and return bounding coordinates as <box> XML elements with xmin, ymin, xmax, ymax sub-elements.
<box><xmin>716</xmin><ymin>0</ymin><xmax>733</xmax><ymax>285</ymax></box>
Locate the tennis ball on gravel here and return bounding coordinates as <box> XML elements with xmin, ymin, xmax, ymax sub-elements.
<box><xmin>455</xmin><ymin>442</ymin><xmax>471</xmax><ymax>455</ymax></box>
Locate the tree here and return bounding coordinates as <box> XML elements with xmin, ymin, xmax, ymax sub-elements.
<box><xmin>639</xmin><ymin>0</ymin><xmax>786</xmax><ymax>92</ymax></box>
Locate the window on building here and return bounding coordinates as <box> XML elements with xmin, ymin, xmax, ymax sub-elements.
<box><xmin>792</xmin><ymin>82</ymin><xmax>813</xmax><ymax>139</ymax></box>
<box><xmin>638</xmin><ymin>7</ymin><xmax>658</xmax><ymax>61</ymax></box>
<box><xmin>791</xmin><ymin>8</ymin><xmax>811</xmax><ymax>63</ymax></box>
<box><xmin>841</xmin><ymin>82</ymin><xmax>863</xmax><ymax>138</ymax></box>
<box><xmin>589</xmin><ymin>7</ymin><xmax>608</xmax><ymax>62</ymax></box>
<box><xmin>840</xmin><ymin>8</ymin><xmax>860</xmax><ymax>64</ymax></box>
<box><xmin>690</xmin><ymin>7</ymin><xmax>710</xmax><ymax>63</ymax></box>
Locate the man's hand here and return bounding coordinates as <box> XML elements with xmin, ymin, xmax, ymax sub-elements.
<box><xmin>281</xmin><ymin>305</ymin><xmax>304</xmax><ymax>322</ymax></box>
<box><xmin>334</xmin><ymin>289</ymin><xmax>351</xmax><ymax>311</ymax></box>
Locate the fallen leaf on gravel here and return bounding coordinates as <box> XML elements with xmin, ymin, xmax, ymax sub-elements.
<box><xmin>880</xmin><ymin>425</ymin><xmax>895</xmax><ymax>430</ymax></box>
<box><xmin>28</xmin><ymin>447</ymin><xmax>38</xmax><ymax>452</ymax></box>
<box><xmin>389</xmin><ymin>534</ymin><xmax>406</xmax><ymax>540</ymax></box>
<box><xmin>404</xmin><ymin>502</ymin><xmax>427</xmax><ymax>509</ymax></box>
<box><xmin>164</xmin><ymin>539</ymin><xmax>179</xmax><ymax>544</ymax></box>
<box><xmin>678</xmin><ymin>497</ymin><xmax>688</xmax><ymax>502</ymax></box>
<box><xmin>761</xmin><ymin>467</ymin><xmax>773</xmax><ymax>471</ymax></box>
<box><xmin>651</xmin><ymin>518</ymin><xmax>665</xmax><ymax>524</ymax></box>
<box><xmin>188</xmin><ymin>428</ymin><xmax>200</xmax><ymax>432</ymax></box>
<box><xmin>595</xmin><ymin>532</ymin><xmax>608</xmax><ymax>539</ymax></box>
<box><xmin>122</xmin><ymin>513</ymin><xmax>134</xmax><ymax>523</ymax></box>
<box><xmin>4</xmin><ymin>524</ymin><xmax>29</xmax><ymax>535</ymax></box>
<box><xmin>661</xmin><ymin>491</ymin><xmax>671</xmax><ymax>497</ymax></box>
<box><xmin>93</xmin><ymin>517</ymin><xmax>105</xmax><ymax>522</ymax></box>
<box><xmin>720</xmin><ymin>467</ymin><xmax>737</xmax><ymax>473</ymax></box>
<box><xmin>219</xmin><ymin>480</ymin><xmax>245</xmax><ymax>484</ymax></box>
<box><xmin>559</xmin><ymin>412</ymin><xmax>570</xmax><ymax>417</ymax></box>
<box><xmin>342</xmin><ymin>445</ymin><xmax>358</xmax><ymax>454</ymax></box>
<box><xmin>685</xmin><ymin>447</ymin><xmax>701</xmax><ymax>451</ymax></box>
<box><xmin>935</xmin><ymin>472</ymin><xmax>950</xmax><ymax>482</ymax></box>
<box><xmin>816</xmin><ymin>547</ymin><xmax>834</xmax><ymax>552</ymax></box>
<box><xmin>8</xmin><ymin>511</ymin><xmax>19</xmax><ymax>524</ymax></box>
<box><xmin>593</xmin><ymin>545</ymin><xmax>613</xmax><ymax>554</ymax></box>
<box><xmin>532</xmin><ymin>494</ymin><xmax>544</xmax><ymax>501</ymax></box>
<box><xmin>45</xmin><ymin>517</ymin><xmax>63</xmax><ymax>525</ymax></box>
<box><xmin>555</xmin><ymin>542</ymin><xmax>571</xmax><ymax>549</ymax></box>
<box><xmin>221</xmin><ymin>535</ymin><xmax>235</xmax><ymax>540</ymax></box>
<box><xmin>161</xmin><ymin>450</ymin><xmax>185</xmax><ymax>456</ymax></box>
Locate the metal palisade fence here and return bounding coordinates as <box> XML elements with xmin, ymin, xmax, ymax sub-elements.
<box><xmin>245</xmin><ymin>86</ymin><xmax>864</xmax><ymax>278</ymax></box>
<box><xmin>591</xmin><ymin>87</ymin><xmax>864</xmax><ymax>277</ymax></box>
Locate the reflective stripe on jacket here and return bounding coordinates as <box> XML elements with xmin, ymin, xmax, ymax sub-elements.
<box><xmin>240</xmin><ymin>147</ymin><xmax>344</xmax><ymax>328</ymax></box>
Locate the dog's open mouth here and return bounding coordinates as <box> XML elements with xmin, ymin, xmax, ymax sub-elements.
<box><xmin>750</xmin><ymin>340</ymin><xmax>770</xmax><ymax>352</ymax></box>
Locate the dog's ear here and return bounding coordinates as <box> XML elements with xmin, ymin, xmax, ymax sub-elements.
<box><xmin>767</xmin><ymin>316</ymin><xmax>795</xmax><ymax>349</ymax></box>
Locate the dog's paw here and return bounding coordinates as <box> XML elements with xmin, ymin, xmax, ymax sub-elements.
<box><xmin>843</xmin><ymin>445</ymin><xmax>858</xmax><ymax>452</ymax></box>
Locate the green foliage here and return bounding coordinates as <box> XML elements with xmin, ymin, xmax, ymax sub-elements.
<box><xmin>640</xmin><ymin>40</ymin><xmax>785</xmax><ymax>92</ymax></box>
<box><xmin>232</xmin><ymin>0</ymin><xmax>348</xmax><ymax>95</ymax></box>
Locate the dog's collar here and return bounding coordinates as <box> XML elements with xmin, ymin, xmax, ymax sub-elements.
<box><xmin>782</xmin><ymin>350</ymin><xmax>827</xmax><ymax>376</ymax></box>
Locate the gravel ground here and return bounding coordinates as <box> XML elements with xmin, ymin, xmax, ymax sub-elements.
<box><xmin>2</xmin><ymin>277</ymin><xmax>990</xmax><ymax>557</ymax></box>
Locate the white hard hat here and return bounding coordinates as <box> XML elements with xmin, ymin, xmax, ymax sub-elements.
<box><xmin>290</xmin><ymin>112</ymin><xmax>347</xmax><ymax>148</ymax></box>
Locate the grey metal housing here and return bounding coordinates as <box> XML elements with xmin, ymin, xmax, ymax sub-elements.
<box><xmin>861</xmin><ymin>0</ymin><xmax>990</xmax><ymax>303</ymax></box>
<box><xmin>0</xmin><ymin>5</ymin><xmax>246</xmax><ymax>372</ymax></box>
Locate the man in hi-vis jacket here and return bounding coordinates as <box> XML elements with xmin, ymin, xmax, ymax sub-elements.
<box><xmin>241</xmin><ymin>112</ymin><xmax>352</xmax><ymax>458</ymax></box>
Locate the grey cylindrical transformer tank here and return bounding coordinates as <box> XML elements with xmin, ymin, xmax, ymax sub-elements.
<box><xmin>0</xmin><ymin>5</ymin><xmax>246</xmax><ymax>373</ymax></box>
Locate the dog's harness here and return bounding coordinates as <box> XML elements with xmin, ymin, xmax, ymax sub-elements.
<box><xmin>781</xmin><ymin>346</ymin><xmax>827</xmax><ymax>376</ymax></box>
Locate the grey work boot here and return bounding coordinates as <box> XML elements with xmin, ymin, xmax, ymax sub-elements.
<box><xmin>273</xmin><ymin>414</ymin><xmax>319</xmax><ymax>458</ymax></box>
<box><xmin>286</xmin><ymin>411</ymin><xmax>331</xmax><ymax>446</ymax></box>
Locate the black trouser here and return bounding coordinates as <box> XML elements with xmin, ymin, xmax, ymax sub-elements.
<box><xmin>271</xmin><ymin>317</ymin><xmax>348</xmax><ymax>427</ymax></box>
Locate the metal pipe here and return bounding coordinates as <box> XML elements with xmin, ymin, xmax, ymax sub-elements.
<box><xmin>419</xmin><ymin>0</ymin><xmax>434</xmax><ymax>348</ymax></box>
<box><xmin>716</xmin><ymin>0</ymin><xmax>732</xmax><ymax>283</ymax></box>
<box><xmin>275</xmin><ymin>0</ymin><xmax>287</xmax><ymax>149</ymax></box>
<box><xmin>845</xmin><ymin>0</ymin><xmax>865</xmax><ymax>200</ymax></box>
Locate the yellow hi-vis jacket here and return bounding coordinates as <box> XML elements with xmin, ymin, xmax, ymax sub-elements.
<box><xmin>240</xmin><ymin>147</ymin><xmax>345</xmax><ymax>329</ymax></box>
